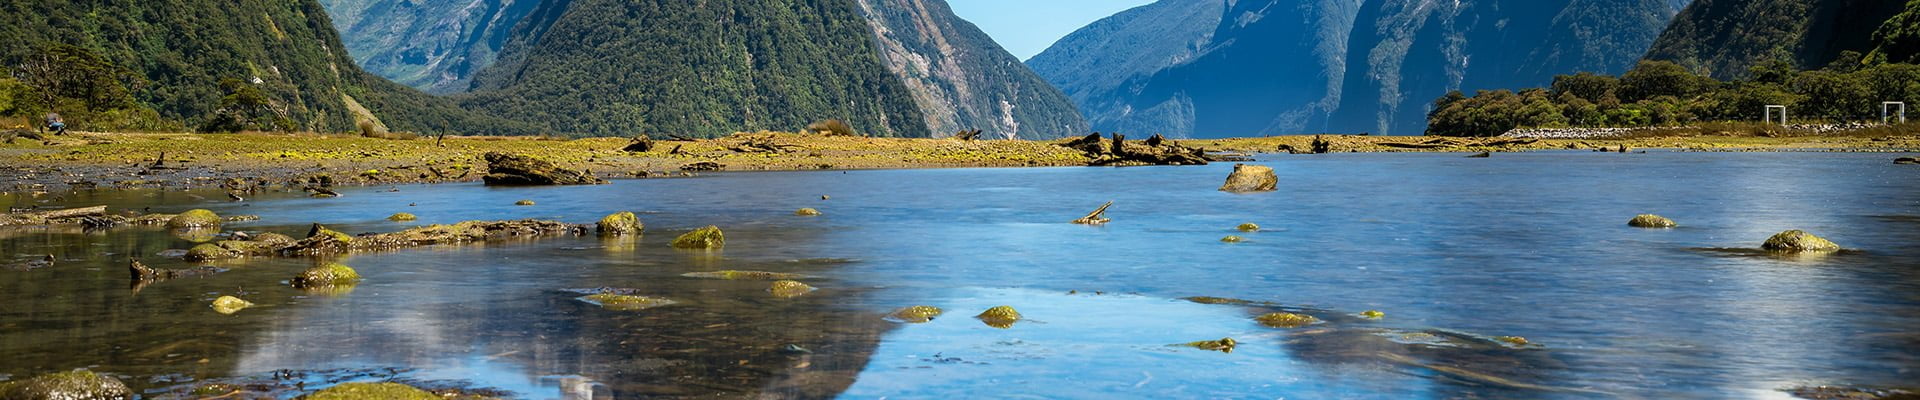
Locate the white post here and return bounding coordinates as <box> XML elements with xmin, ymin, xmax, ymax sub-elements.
<box><xmin>1883</xmin><ymin>101</ymin><xmax>1906</xmax><ymax>124</ymax></box>
<box><xmin>1765</xmin><ymin>105</ymin><xmax>1788</xmax><ymax>126</ymax></box>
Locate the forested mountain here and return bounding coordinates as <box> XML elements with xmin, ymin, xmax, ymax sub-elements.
<box><xmin>317</xmin><ymin>0</ymin><xmax>540</xmax><ymax>94</ymax></box>
<box><xmin>1033</xmin><ymin>0</ymin><xmax>1686</xmax><ymax>136</ymax></box>
<box><xmin>1643</xmin><ymin>0</ymin><xmax>1913</xmax><ymax>79</ymax></box>
<box><xmin>853</xmin><ymin>0</ymin><xmax>1088</xmax><ymax>138</ymax></box>
<box><xmin>1026</xmin><ymin>0</ymin><xmax>1227</xmax><ymax>136</ymax></box>
<box><xmin>0</xmin><ymin>0</ymin><xmax>537</xmax><ymax>135</ymax></box>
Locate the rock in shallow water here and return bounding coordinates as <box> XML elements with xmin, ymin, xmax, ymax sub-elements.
<box><xmin>769</xmin><ymin>280</ymin><xmax>815</xmax><ymax>298</ymax></box>
<box><xmin>305</xmin><ymin>382</ymin><xmax>439</xmax><ymax>400</ymax></box>
<box><xmin>211</xmin><ymin>295</ymin><xmax>253</xmax><ymax>314</ymax></box>
<box><xmin>975</xmin><ymin>305</ymin><xmax>1022</xmax><ymax>328</ymax></box>
<box><xmin>481</xmin><ymin>152</ymin><xmax>607</xmax><ymax>186</ymax></box>
<box><xmin>291</xmin><ymin>263</ymin><xmax>361</xmax><ymax>288</ymax></box>
<box><xmin>1628</xmin><ymin>214</ymin><xmax>1677</xmax><ymax>228</ymax></box>
<box><xmin>0</xmin><ymin>370</ymin><xmax>132</xmax><ymax>400</ymax></box>
<box><xmin>166</xmin><ymin>209</ymin><xmax>222</xmax><ymax>228</ymax></box>
<box><xmin>1218</xmin><ymin>164</ymin><xmax>1277</xmax><ymax>193</ymax></box>
<box><xmin>579</xmin><ymin>293</ymin><xmax>677</xmax><ymax>311</ymax></box>
<box><xmin>887</xmin><ymin>306</ymin><xmax>944</xmax><ymax>323</ymax></box>
<box><xmin>1762</xmin><ymin>230</ymin><xmax>1841</xmax><ymax>252</ymax></box>
<box><xmin>1256</xmin><ymin>312</ymin><xmax>1318</xmax><ymax>328</ymax></box>
<box><xmin>597</xmin><ymin>212</ymin><xmax>642</xmax><ymax>235</ymax></box>
<box><xmin>671</xmin><ymin>226</ymin><xmax>725</xmax><ymax>249</ymax></box>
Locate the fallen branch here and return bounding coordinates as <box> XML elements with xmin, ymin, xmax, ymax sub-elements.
<box><xmin>1073</xmin><ymin>201</ymin><xmax>1114</xmax><ymax>225</ymax></box>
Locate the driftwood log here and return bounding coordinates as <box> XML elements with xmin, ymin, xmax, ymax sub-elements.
<box><xmin>1073</xmin><ymin>201</ymin><xmax>1114</xmax><ymax>225</ymax></box>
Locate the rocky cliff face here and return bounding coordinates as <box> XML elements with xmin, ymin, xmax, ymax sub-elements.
<box><xmin>1026</xmin><ymin>0</ymin><xmax>1228</xmax><ymax>137</ymax></box>
<box><xmin>853</xmin><ymin>0</ymin><xmax>1088</xmax><ymax>139</ymax></box>
<box><xmin>1643</xmin><ymin>0</ymin><xmax>1907</xmax><ymax>78</ymax></box>
<box><xmin>318</xmin><ymin>0</ymin><xmax>540</xmax><ymax>94</ymax></box>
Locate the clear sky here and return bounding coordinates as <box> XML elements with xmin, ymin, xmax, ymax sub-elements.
<box><xmin>947</xmin><ymin>0</ymin><xmax>1159</xmax><ymax>60</ymax></box>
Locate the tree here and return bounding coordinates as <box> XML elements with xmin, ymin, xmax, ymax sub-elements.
<box><xmin>1550</xmin><ymin>72</ymin><xmax>1619</xmax><ymax>102</ymax></box>
<box><xmin>1619</xmin><ymin>61</ymin><xmax>1712</xmax><ymax>103</ymax></box>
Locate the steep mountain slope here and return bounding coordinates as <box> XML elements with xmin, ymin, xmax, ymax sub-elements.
<box><xmin>1326</xmin><ymin>0</ymin><xmax>1681</xmax><ymax>135</ymax></box>
<box><xmin>0</xmin><ymin>0</ymin><xmax>535</xmax><ymax>134</ymax></box>
<box><xmin>1026</xmin><ymin>0</ymin><xmax>1227</xmax><ymax>136</ymax></box>
<box><xmin>853</xmin><ymin>0</ymin><xmax>1088</xmax><ymax>138</ymax></box>
<box><xmin>318</xmin><ymin>0</ymin><xmax>540</xmax><ymax>94</ymax></box>
<box><xmin>1643</xmin><ymin>0</ymin><xmax>1909</xmax><ymax>78</ymax></box>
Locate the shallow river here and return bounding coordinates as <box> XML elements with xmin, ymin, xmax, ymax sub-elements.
<box><xmin>1</xmin><ymin>151</ymin><xmax>1917</xmax><ymax>399</ymax></box>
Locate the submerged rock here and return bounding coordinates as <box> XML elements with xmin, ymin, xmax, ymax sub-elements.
<box><xmin>514</xmin><ymin>200</ymin><xmax>536</xmax><ymax>206</ymax></box>
<box><xmin>387</xmin><ymin>213</ymin><xmax>417</xmax><ymax>221</ymax></box>
<box><xmin>670</xmin><ymin>226</ymin><xmax>725</xmax><ymax>249</ymax></box>
<box><xmin>1236</xmin><ymin>223</ymin><xmax>1260</xmax><ymax>232</ymax></box>
<box><xmin>1177</xmin><ymin>337</ymin><xmax>1237</xmax><ymax>353</ymax></box>
<box><xmin>183</xmin><ymin>243</ymin><xmax>239</xmax><ymax>262</ymax></box>
<box><xmin>680</xmin><ymin>270</ymin><xmax>807</xmax><ymax>280</ymax></box>
<box><xmin>579</xmin><ymin>293</ymin><xmax>677</xmax><ymax>311</ymax></box>
<box><xmin>1628</xmin><ymin>214</ymin><xmax>1677</xmax><ymax>228</ymax></box>
<box><xmin>252</xmin><ymin>232</ymin><xmax>296</xmax><ymax>247</ymax></box>
<box><xmin>283</xmin><ymin>220</ymin><xmax>587</xmax><ymax>256</ymax></box>
<box><xmin>1762</xmin><ymin>230</ymin><xmax>1841</xmax><ymax>252</ymax></box>
<box><xmin>769</xmin><ymin>280</ymin><xmax>815</xmax><ymax>298</ymax></box>
<box><xmin>1895</xmin><ymin>157</ymin><xmax>1918</xmax><ymax>165</ymax></box>
<box><xmin>794</xmin><ymin>208</ymin><xmax>822</xmax><ymax>216</ymax></box>
<box><xmin>886</xmin><ymin>306</ymin><xmax>945</xmax><ymax>323</ymax></box>
<box><xmin>0</xmin><ymin>370</ymin><xmax>133</xmax><ymax>400</ymax></box>
<box><xmin>211</xmin><ymin>296</ymin><xmax>254</xmax><ymax>314</ymax></box>
<box><xmin>166</xmin><ymin>209</ymin><xmax>222</xmax><ymax>228</ymax></box>
<box><xmin>1255</xmin><ymin>312</ymin><xmax>1318</xmax><ymax>328</ymax></box>
<box><xmin>291</xmin><ymin>263</ymin><xmax>361</xmax><ymax>288</ymax></box>
<box><xmin>1220</xmin><ymin>235</ymin><xmax>1245</xmax><ymax>243</ymax></box>
<box><xmin>1218</xmin><ymin>164</ymin><xmax>1277</xmax><ymax>193</ymax></box>
<box><xmin>976</xmin><ymin>305</ymin><xmax>1022</xmax><ymax>328</ymax></box>
<box><xmin>1360</xmin><ymin>310</ymin><xmax>1385</xmax><ymax>319</ymax></box>
<box><xmin>1493</xmin><ymin>336</ymin><xmax>1531</xmax><ymax>347</ymax></box>
<box><xmin>306</xmin><ymin>382</ymin><xmax>439</xmax><ymax>400</ymax></box>
<box><xmin>597</xmin><ymin>212</ymin><xmax>642</xmax><ymax>235</ymax></box>
<box><xmin>481</xmin><ymin>152</ymin><xmax>607</xmax><ymax>186</ymax></box>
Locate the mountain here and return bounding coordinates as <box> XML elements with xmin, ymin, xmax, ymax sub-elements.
<box><xmin>1026</xmin><ymin>0</ymin><xmax>1228</xmax><ymax>136</ymax></box>
<box><xmin>1643</xmin><ymin>0</ymin><xmax>1911</xmax><ymax>79</ymax></box>
<box><xmin>0</xmin><ymin>0</ymin><xmax>537</xmax><ymax>135</ymax></box>
<box><xmin>317</xmin><ymin>0</ymin><xmax>540</xmax><ymax>95</ymax></box>
<box><xmin>1326</xmin><ymin>0</ymin><xmax>1682</xmax><ymax>135</ymax></box>
<box><xmin>853</xmin><ymin>0</ymin><xmax>1088</xmax><ymax>138</ymax></box>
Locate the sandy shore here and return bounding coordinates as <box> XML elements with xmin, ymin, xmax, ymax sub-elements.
<box><xmin>1</xmin><ymin>131</ymin><xmax>1915</xmax><ymax>194</ymax></box>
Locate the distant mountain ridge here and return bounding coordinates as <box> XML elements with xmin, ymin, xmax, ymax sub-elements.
<box><xmin>318</xmin><ymin>0</ymin><xmax>540</xmax><ymax>94</ymax></box>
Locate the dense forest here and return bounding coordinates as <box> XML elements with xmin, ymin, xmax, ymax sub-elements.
<box><xmin>1426</xmin><ymin>58</ymin><xmax>1920</xmax><ymax>136</ymax></box>
<box><xmin>1643</xmin><ymin>0</ymin><xmax>1912</xmax><ymax>79</ymax></box>
<box><xmin>0</xmin><ymin>0</ymin><xmax>537</xmax><ymax>135</ymax></box>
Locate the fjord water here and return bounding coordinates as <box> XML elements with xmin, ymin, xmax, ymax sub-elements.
<box><xmin>1</xmin><ymin>151</ymin><xmax>1917</xmax><ymax>399</ymax></box>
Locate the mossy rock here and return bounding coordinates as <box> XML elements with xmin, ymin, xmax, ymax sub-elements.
<box><xmin>252</xmin><ymin>232</ymin><xmax>296</xmax><ymax>247</ymax></box>
<box><xmin>216</xmin><ymin>240</ymin><xmax>270</xmax><ymax>255</ymax></box>
<box><xmin>596</xmin><ymin>212</ymin><xmax>642</xmax><ymax>235</ymax></box>
<box><xmin>794</xmin><ymin>208</ymin><xmax>822</xmax><ymax>216</ymax></box>
<box><xmin>1236</xmin><ymin>223</ymin><xmax>1260</xmax><ymax>232</ymax></box>
<box><xmin>309</xmin><ymin>225</ymin><xmax>355</xmax><ymax>244</ymax></box>
<box><xmin>886</xmin><ymin>306</ymin><xmax>944</xmax><ymax>323</ymax></box>
<box><xmin>1255</xmin><ymin>312</ymin><xmax>1318</xmax><ymax>328</ymax></box>
<box><xmin>670</xmin><ymin>226</ymin><xmax>725</xmax><ymax>249</ymax></box>
<box><xmin>514</xmin><ymin>200</ymin><xmax>536</xmax><ymax>206</ymax></box>
<box><xmin>769</xmin><ymin>280</ymin><xmax>816</xmax><ymax>298</ymax></box>
<box><xmin>1627</xmin><ymin>214</ymin><xmax>1676</xmax><ymax>228</ymax></box>
<box><xmin>211</xmin><ymin>296</ymin><xmax>254</xmax><ymax>315</ymax></box>
<box><xmin>1359</xmin><ymin>310</ymin><xmax>1385</xmax><ymax>319</ymax></box>
<box><xmin>976</xmin><ymin>305</ymin><xmax>1022</xmax><ymax>328</ymax></box>
<box><xmin>387</xmin><ymin>213</ymin><xmax>418</xmax><ymax>221</ymax></box>
<box><xmin>579</xmin><ymin>293</ymin><xmax>677</xmax><ymax>311</ymax></box>
<box><xmin>680</xmin><ymin>270</ymin><xmax>806</xmax><ymax>280</ymax></box>
<box><xmin>1762</xmin><ymin>230</ymin><xmax>1841</xmax><ymax>252</ymax></box>
<box><xmin>0</xmin><ymin>370</ymin><xmax>132</xmax><ymax>400</ymax></box>
<box><xmin>304</xmin><ymin>382</ymin><xmax>439</xmax><ymax>400</ymax></box>
<box><xmin>1178</xmin><ymin>337</ymin><xmax>1237</xmax><ymax>353</ymax></box>
<box><xmin>1220</xmin><ymin>235</ymin><xmax>1245</xmax><ymax>243</ymax></box>
<box><xmin>184</xmin><ymin>243</ymin><xmax>239</xmax><ymax>262</ymax></box>
<box><xmin>166</xmin><ymin>209</ymin><xmax>223</xmax><ymax>228</ymax></box>
<box><xmin>291</xmin><ymin>263</ymin><xmax>361</xmax><ymax>288</ymax></box>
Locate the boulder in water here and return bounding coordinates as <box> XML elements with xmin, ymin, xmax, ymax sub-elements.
<box><xmin>292</xmin><ymin>263</ymin><xmax>361</xmax><ymax>288</ymax></box>
<box><xmin>306</xmin><ymin>382</ymin><xmax>439</xmax><ymax>400</ymax></box>
<box><xmin>597</xmin><ymin>212</ymin><xmax>642</xmax><ymax>235</ymax></box>
<box><xmin>769</xmin><ymin>280</ymin><xmax>815</xmax><ymax>298</ymax></box>
<box><xmin>183</xmin><ymin>243</ymin><xmax>239</xmax><ymax>262</ymax></box>
<box><xmin>794</xmin><ymin>208</ymin><xmax>821</xmax><ymax>216</ymax></box>
<box><xmin>167</xmin><ymin>209</ymin><xmax>222</xmax><ymax>228</ymax></box>
<box><xmin>1896</xmin><ymin>157</ymin><xmax>1918</xmax><ymax>164</ymax></box>
<box><xmin>387</xmin><ymin>212</ymin><xmax>417</xmax><ymax>221</ymax></box>
<box><xmin>1762</xmin><ymin>230</ymin><xmax>1840</xmax><ymax>252</ymax></box>
<box><xmin>1178</xmin><ymin>337</ymin><xmax>1237</xmax><ymax>353</ymax></box>
<box><xmin>211</xmin><ymin>295</ymin><xmax>254</xmax><ymax>314</ymax></box>
<box><xmin>887</xmin><ymin>306</ymin><xmax>945</xmax><ymax>323</ymax></box>
<box><xmin>1255</xmin><ymin>312</ymin><xmax>1318</xmax><ymax>328</ymax></box>
<box><xmin>0</xmin><ymin>370</ymin><xmax>133</xmax><ymax>400</ymax></box>
<box><xmin>1628</xmin><ymin>214</ymin><xmax>1677</xmax><ymax>228</ymax></box>
<box><xmin>1218</xmin><ymin>164</ymin><xmax>1277</xmax><ymax>192</ymax></box>
<box><xmin>1220</xmin><ymin>235</ymin><xmax>1245</xmax><ymax>243</ymax></box>
<box><xmin>976</xmin><ymin>305</ymin><xmax>1022</xmax><ymax>328</ymax></box>
<box><xmin>1236</xmin><ymin>223</ymin><xmax>1260</xmax><ymax>232</ymax></box>
<box><xmin>670</xmin><ymin>226</ymin><xmax>725</xmax><ymax>249</ymax></box>
<box><xmin>514</xmin><ymin>200</ymin><xmax>535</xmax><ymax>206</ymax></box>
<box><xmin>481</xmin><ymin>152</ymin><xmax>607</xmax><ymax>186</ymax></box>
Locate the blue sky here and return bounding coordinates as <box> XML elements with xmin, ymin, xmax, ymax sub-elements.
<box><xmin>947</xmin><ymin>0</ymin><xmax>1158</xmax><ymax>60</ymax></box>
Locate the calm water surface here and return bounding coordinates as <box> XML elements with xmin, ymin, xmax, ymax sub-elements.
<box><xmin>1</xmin><ymin>151</ymin><xmax>1916</xmax><ymax>399</ymax></box>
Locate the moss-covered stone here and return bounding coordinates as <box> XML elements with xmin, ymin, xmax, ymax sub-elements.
<box><xmin>1236</xmin><ymin>223</ymin><xmax>1260</xmax><ymax>232</ymax></box>
<box><xmin>291</xmin><ymin>263</ymin><xmax>361</xmax><ymax>288</ymax></box>
<box><xmin>1627</xmin><ymin>214</ymin><xmax>1676</xmax><ymax>228</ymax></box>
<box><xmin>387</xmin><ymin>213</ymin><xmax>417</xmax><ymax>221</ymax></box>
<box><xmin>1178</xmin><ymin>337</ymin><xmax>1237</xmax><ymax>353</ymax></box>
<box><xmin>886</xmin><ymin>306</ymin><xmax>944</xmax><ymax>323</ymax></box>
<box><xmin>166</xmin><ymin>209</ymin><xmax>223</xmax><ymax>228</ymax></box>
<box><xmin>596</xmin><ymin>212</ymin><xmax>642</xmax><ymax>235</ymax></box>
<box><xmin>211</xmin><ymin>295</ymin><xmax>254</xmax><ymax>315</ymax></box>
<box><xmin>680</xmin><ymin>270</ymin><xmax>807</xmax><ymax>280</ymax></box>
<box><xmin>184</xmin><ymin>243</ymin><xmax>239</xmax><ymax>262</ymax></box>
<box><xmin>1255</xmin><ymin>312</ymin><xmax>1318</xmax><ymax>328</ymax></box>
<box><xmin>579</xmin><ymin>293</ymin><xmax>677</xmax><ymax>311</ymax></box>
<box><xmin>1763</xmin><ymin>230</ymin><xmax>1841</xmax><ymax>252</ymax></box>
<box><xmin>0</xmin><ymin>370</ymin><xmax>132</xmax><ymax>400</ymax></box>
<box><xmin>976</xmin><ymin>305</ymin><xmax>1022</xmax><ymax>328</ymax></box>
<box><xmin>670</xmin><ymin>226</ymin><xmax>725</xmax><ymax>249</ymax></box>
<box><xmin>252</xmin><ymin>232</ymin><xmax>296</xmax><ymax>247</ymax></box>
<box><xmin>514</xmin><ymin>200</ymin><xmax>535</xmax><ymax>206</ymax></box>
<box><xmin>1220</xmin><ymin>235</ymin><xmax>1245</xmax><ymax>243</ymax></box>
<box><xmin>1360</xmin><ymin>310</ymin><xmax>1385</xmax><ymax>319</ymax></box>
<box><xmin>794</xmin><ymin>208</ymin><xmax>822</xmax><ymax>216</ymax></box>
<box><xmin>305</xmin><ymin>382</ymin><xmax>439</xmax><ymax>400</ymax></box>
<box><xmin>769</xmin><ymin>280</ymin><xmax>816</xmax><ymax>298</ymax></box>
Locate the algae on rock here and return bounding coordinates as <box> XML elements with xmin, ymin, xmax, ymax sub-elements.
<box><xmin>769</xmin><ymin>280</ymin><xmax>816</xmax><ymax>298</ymax></box>
<box><xmin>976</xmin><ymin>305</ymin><xmax>1023</xmax><ymax>328</ymax></box>
<box><xmin>211</xmin><ymin>295</ymin><xmax>254</xmax><ymax>314</ymax></box>
<box><xmin>305</xmin><ymin>382</ymin><xmax>439</xmax><ymax>400</ymax></box>
<box><xmin>671</xmin><ymin>226</ymin><xmax>726</xmax><ymax>249</ymax></box>
<box><xmin>1256</xmin><ymin>312</ymin><xmax>1318</xmax><ymax>328</ymax></box>
<box><xmin>1627</xmin><ymin>214</ymin><xmax>1676</xmax><ymax>228</ymax></box>
<box><xmin>597</xmin><ymin>212</ymin><xmax>643</xmax><ymax>235</ymax></box>
<box><xmin>167</xmin><ymin>209</ymin><xmax>223</xmax><ymax>228</ymax></box>
<box><xmin>292</xmin><ymin>263</ymin><xmax>361</xmax><ymax>288</ymax></box>
<box><xmin>1178</xmin><ymin>337</ymin><xmax>1237</xmax><ymax>353</ymax></box>
<box><xmin>0</xmin><ymin>370</ymin><xmax>133</xmax><ymax>400</ymax></box>
<box><xmin>887</xmin><ymin>306</ymin><xmax>945</xmax><ymax>323</ymax></box>
<box><xmin>579</xmin><ymin>293</ymin><xmax>678</xmax><ymax>311</ymax></box>
<box><xmin>1762</xmin><ymin>230</ymin><xmax>1841</xmax><ymax>252</ymax></box>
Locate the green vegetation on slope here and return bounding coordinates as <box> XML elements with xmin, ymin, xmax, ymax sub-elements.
<box><xmin>1643</xmin><ymin>0</ymin><xmax>1907</xmax><ymax>79</ymax></box>
<box><xmin>462</xmin><ymin>0</ymin><xmax>930</xmax><ymax>138</ymax></box>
